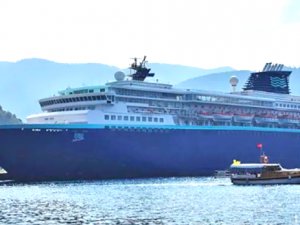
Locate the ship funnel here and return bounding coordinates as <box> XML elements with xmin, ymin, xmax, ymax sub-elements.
<box><xmin>243</xmin><ymin>62</ymin><xmax>291</xmax><ymax>94</ymax></box>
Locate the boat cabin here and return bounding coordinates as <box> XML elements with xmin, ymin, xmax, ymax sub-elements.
<box><xmin>230</xmin><ymin>163</ymin><xmax>300</xmax><ymax>185</ymax></box>
<box><xmin>230</xmin><ymin>163</ymin><xmax>282</xmax><ymax>175</ymax></box>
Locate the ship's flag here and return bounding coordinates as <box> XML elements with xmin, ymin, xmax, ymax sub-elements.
<box><xmin>257</xmin><ymin>143</ymin><xmax>263</xmax><ymax>149</ymax></box>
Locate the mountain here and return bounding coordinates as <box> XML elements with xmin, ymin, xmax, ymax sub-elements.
<box><xmin>0</xmin><ymin>58</ymin><xmax>234</xmax><ymax>120</ymax></box>
<box><xmin>0</xmin><ymin>59</ymin><xmax>119</xmax><ymax>121</ymax></box>
<box><xmin>177</xmin><ymin>70</ymin><xmax>251</xmax><ymax>92</ymax></box>
<box><xmin>0</xmin><ymin>105</ymin><xmax>22</xmax><ymax>124</ymax></box>
<box><xmin>177</xmin><ymin>67</ymin><xmax>300</xmax><ymax>95</ymax></box>
<box><xmin>147</xmin><ymin>63</ymin><xmax>233</xmax><ymax>84</ymax></box>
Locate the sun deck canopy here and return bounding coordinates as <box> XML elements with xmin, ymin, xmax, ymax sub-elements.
<box><xmin>230</xmin><ymin>163</ymin><xmax>280</xmax><ymax>169</ymax></box>
<box><xmin>230</xmin><ymin>163</ymin><xmax>283</xmax><ymax>173</ymax></box>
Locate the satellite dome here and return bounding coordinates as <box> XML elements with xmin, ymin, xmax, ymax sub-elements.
<box><xmin>114</xmin><ymin>71</ymin><xmax>125</xmax><ymax>81</ymax></box>
<box><xmin>229</xmin><ymin>76</ymin><xmax>239</xmax><ymax>86</ymax></box>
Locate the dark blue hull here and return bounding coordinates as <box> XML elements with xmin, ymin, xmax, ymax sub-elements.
<box><xmin>1</xmin><ymin>124</ymin><xmax>300</xmax><ymax>181</ymax></box>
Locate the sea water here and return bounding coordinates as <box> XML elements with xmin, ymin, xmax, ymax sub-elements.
<box><xmin>0</xmin><ymin>177</ymin><xmax>299</xmax><ymax>225</ymax></box>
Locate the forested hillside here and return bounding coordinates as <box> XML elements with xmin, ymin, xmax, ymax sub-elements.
<box><xmin>0</xmin><ymin>106</ymin><xmax>22</xmax><ymax>124</ymax></box>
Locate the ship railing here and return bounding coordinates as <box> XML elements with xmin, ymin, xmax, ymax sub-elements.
<box><xmin>233</xmin><ymin>114</ymin><xmax>254</xmax><ymax>122</ymax></box>
<box><xmin>255</xmin><ymin>117</ymin><xmax>278</xmax><ymax>124</ymax></box>
<box><xmin>278</xmin><ymin>118</ymin><xmax>299</xmax><ymax>125</ymax></box>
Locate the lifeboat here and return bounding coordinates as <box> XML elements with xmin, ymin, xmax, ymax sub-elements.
<box><xmin>233</xmin><ymin>114</ymin><xmax>254</xmax><ymax>123</ymax></box>
<box><xmin>198</xmin><ymin>112</ymin><xmax>214</xmax><ymax>120</ymax></box>
<box><xmin>254</xmin><ymin>115</ymin><xmax>278</xmax><ymax>124</ymax></box>
<box><xmin>277</xmin><ymin>115</ymin><xmax>299</xmax><ymax>125</ymax></box>
<box><xmin>213</xmin><ymin>113</ymin><xmax>233</xmax><ymax>122</ymax></box>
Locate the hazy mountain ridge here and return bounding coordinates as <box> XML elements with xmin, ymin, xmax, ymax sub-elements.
<box><xmin>177</xmin><ymin>67</ymin><xmax>300</xmax><ymax>95</ymax></box>
<box><xmin>177</xmin><ymin>70</ymin><xmax>251</xmax><ymax>92</ymax></box>
<box><xmin>0</xmin><ymin>59</ymin><xmax>120</xmax><ymax>121</ymax></box>
<box><xmin>0</xmin><ymin>59</ymin><xmax>234</xmax><ymax>120</ymax></box>
<box><xmin>147</xmin><ymin>63</ymin><xmax>233</xmax><ymax>84</ymax></box>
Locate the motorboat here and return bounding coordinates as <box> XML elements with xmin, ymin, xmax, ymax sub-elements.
<box><xmin>230</xmin><ymin>160</ymin><xmax>300</xmax><ymax>185</ymax></box>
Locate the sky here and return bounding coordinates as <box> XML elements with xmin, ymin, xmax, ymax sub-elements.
<box><xmin>0</xmin><ymin>0</ymin><xmax>299</xmax><ymax>70</ymax></box>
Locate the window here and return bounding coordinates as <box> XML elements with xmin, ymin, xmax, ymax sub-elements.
<box><xmin>136</xmin><ymin>117</ymin><xmax>141</xmax><ymax>122</ymax></box>
<box><xmin>154</xmin><ymin>118</ymin><xmax>158</xmax><ymax>122</ymax></box>
<box><xmin>104</xmin><ymin>115</ymin><xmax>109</xmax><ymax>120</ymax></box>
<box><xmin>111</xmin><ymin>115</ymin><xmax>116</xmax><ymax>120</ymax></box>
<box><xmin>130</xmin><ymin>116</ymin><xmax>134</xmax><ymax>121</ymax></box>
<box><xmin>159</xmin><ymin>118</ymin><xmax>164</xmax><ymax>123</ymax></box>
<box><xmin>148</xmin><ymin>117</ymin><xmax>152</xmax><ymax>122</ymax></box>
<box><xmin>142</xmin><ymin>117</ymin><xmax>146</xmax><ymax>122</ymax></box>
<box><xmin>124</xmin><ymin>116</ymin><xmax>128</xmax><ymax>121</ymax></box>
<box><xmin>118</xmin><ymin>115</ymin><xmax>122</xmax><ymax>120</ymax></box>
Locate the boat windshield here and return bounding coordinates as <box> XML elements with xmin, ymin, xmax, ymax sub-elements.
<box><xmin>263</xmin><ymin>165</ymin><xmax>282</xmax><ymax>172</ymax></box>
<box><xmin>230</xmin><ymin>167</ymin><xmax>262</xmax><ymax>175</ymax></box>
<box><xmin>230</xmin><ymin>163</ymin><xmax>282</xmax><ymax>174</ymax></box>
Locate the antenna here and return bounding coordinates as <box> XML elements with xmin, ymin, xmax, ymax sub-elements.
<box><xmin>264</xmin><ymin>62</ymin><xmax>272</xmax><ymax>71</ymax></box>
<box><xmin>262</xmin><ymin>63</ymin><xmax>269</xmax><ymax>72</ymax></box>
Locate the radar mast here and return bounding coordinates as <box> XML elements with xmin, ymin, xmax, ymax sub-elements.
<box><xmin>128</xmin><ymin>56</ymin><xmax>155</xmax><ymax>81</ymax></box>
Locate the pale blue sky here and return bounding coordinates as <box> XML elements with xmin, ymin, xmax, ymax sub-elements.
<box><xmin>0</xmin><ymin>0</ymin><xmax>299</xmax><ymax>70</ymax></box>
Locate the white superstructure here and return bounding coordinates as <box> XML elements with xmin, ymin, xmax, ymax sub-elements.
<box><xmin>27</xmin><ymin>59</ymin><xmax>300</xmax><ymax>129</ymax></box>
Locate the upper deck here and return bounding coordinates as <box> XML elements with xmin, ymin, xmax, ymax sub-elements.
<box><xmin>28</xmin><ymin>59</ymin><xmax>300</xmax><ymax>128</ymax></box>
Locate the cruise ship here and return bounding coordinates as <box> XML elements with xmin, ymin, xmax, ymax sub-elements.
<box><xmin>1</xmin><ymin>57</ymin><xmax>300</xmax><ymax>181</ymax></box>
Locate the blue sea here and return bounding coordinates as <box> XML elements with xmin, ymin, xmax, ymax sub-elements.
<box><xmin>0</xmin><ymin>177</ymin><xmax>299</xmax><ymax>225</ymax></box>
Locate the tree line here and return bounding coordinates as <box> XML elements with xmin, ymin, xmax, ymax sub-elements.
<box><xmin>0</xmin><ymin>105</ymin><xmax>22</xmax><ymax>124</ymax></box>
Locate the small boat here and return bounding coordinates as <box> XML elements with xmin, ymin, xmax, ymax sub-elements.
<box><xmin>0</xmin><ymin>167</ymin><xmax>7</xmax><ymax>174</ymax></box>
<box><xmin>214</xmin><ymin>170</ymin><xmax>231</xmax><ymax>178</ymax></box>
<box><xmin>230</xmin><ymin>162</ymin><xmax>300</xmax><ymax>185</ymax></box>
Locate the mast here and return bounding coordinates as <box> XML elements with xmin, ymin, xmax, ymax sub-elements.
<box><xmin>128</xmin><ymin>56</ymin><xmax>155</xmax><ymax>81</ymax></box>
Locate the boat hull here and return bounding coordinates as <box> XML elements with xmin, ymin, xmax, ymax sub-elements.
<box><xmin>1</xmin><ymin>124</ymin><xmax>300</xmax><ymax>181</ymax></box>
<box><xmin>231</xmin><ymin>176</ymin><xmax>300</xmax><ymax>185</ymax></box>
